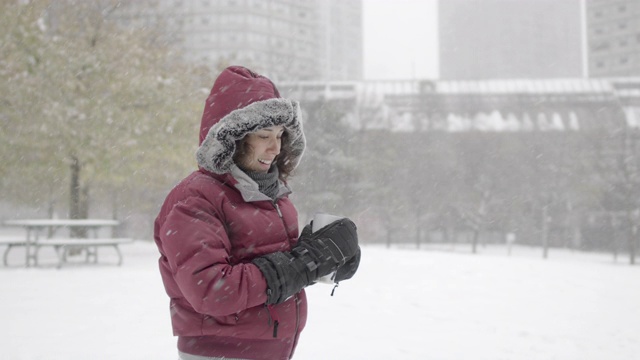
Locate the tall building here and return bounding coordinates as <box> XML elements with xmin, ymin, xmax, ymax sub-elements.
<box><xmin>586</xmin><ymin>0</ymin><xmax>640</xmax><ymax>77</ymax></box>
<box><xmin>438</xmin><ymin>0</ymin><xmax>584</xmax><ymax>80</ymax></box>
<box><xmin>113</xmin><ymin>0</ymin><xmax>363</xmax><ymax>81</ymax></box>
<box><xmin>320</xmin><ymin>1</ymin><xmax>364</xmax><ymax>81</ymax></box>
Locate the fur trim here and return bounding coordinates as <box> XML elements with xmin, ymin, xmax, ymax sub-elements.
<box><xmin>196</xmin><ymin>98</ymin><xmax>305</xmax><ymax>174</ymax></box>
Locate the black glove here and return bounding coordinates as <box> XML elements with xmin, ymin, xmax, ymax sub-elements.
<box><xmin>252</xmin><ymin>218</ymin><xmax>358</xmax><ymax>304</ymax></box>
<box><xmin>302</xmin><ymin>222</ymin><xmax>361</xmax><ymax>283</ymax></box>
<box><xmin>334</xmin><ymin>246</ymin><xmax>361</xmax><ymax>282</ymax></box>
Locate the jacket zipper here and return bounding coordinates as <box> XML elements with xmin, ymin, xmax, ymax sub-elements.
<box><xmin>273</xmin><ymin>201</ymin><xmax>283</xmax><ymax>218</ymax></box>
<box><xmin>271</xmin><ymin>199</ymin><xmax>302</xmax><ymax>353</ymax></box>
<box><xmin>273</xmin><ymin>200</ymin><xmax>292</xmax><ymax>248</ymax></box>
<box><xmin>266</xmin><ymin>304</ymin><xmax>280</xmax><ymax>338</ymax></box>
<box><xmin>289</xmin><ymin>293</ymin><xmax>301</xmax><ymax>359</ymax></box>
<box><xmin>268</xmin><ymin>200</ymin><xmax>285</xmax><ymax>339</ymax></box>
<box><xmin>294</xmin><ymin>293</ymin><xmax>300</xmax><ymax>339</ymax></box>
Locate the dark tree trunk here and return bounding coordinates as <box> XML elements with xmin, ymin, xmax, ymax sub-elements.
<box><xmin>69</xmin><ymin>156</ymin><xmax>88</xmax><ymax>238</ymax></box>
<box><xmin>627</xmin><ymin>211</ymin><xmax>636</xmax><ymax>265</ymax></box>
<box><xmin>472</xmin><ymin>228</ymin><xmax>479</xmax><ymax>254</ymax></box>
<box><xmin>70</xmin><ymin>155</ymin><xmax>81</xmax><ymax>221</ymax></box>
<box><xmin>542</xmin><ymin>205</ymin><xmax>549</xmax><ymax>259</ymax></box>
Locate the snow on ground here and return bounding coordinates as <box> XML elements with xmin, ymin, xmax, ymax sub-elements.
<box><xmin>1</xmin><ymin>239</ymin><xmax>639</xmax><ymax>360</ymax></box>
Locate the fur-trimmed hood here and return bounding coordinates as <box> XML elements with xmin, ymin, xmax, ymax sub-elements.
<box><xmin>196</xmin><ymin>66</ymin><xmax>305</xmax><ymax>175</ymax></box>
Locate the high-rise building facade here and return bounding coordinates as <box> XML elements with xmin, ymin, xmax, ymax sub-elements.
<box><xmin>114</xmin><ymin>0</ymin><xmax>363</xmax><ymax>81</ymax></box>
<box><xmin>438</xmin><ymin>0</ymin><xmax>640</xmax><ymax>80</ymax></box>
<box><xmin>438</xmin><ymin>0</ymin><xmax>584</xmax><ymax>80</ymax></box>
<box><xmin>586</xmin><ymin>0</ymin><xmax>640</xmax><ymax>77</ymax></box>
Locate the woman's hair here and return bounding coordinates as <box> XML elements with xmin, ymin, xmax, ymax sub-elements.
<box><xmin>233</xmin><ymin>131</ymin><xmax>296</xmax><ymax>180</ymax></box>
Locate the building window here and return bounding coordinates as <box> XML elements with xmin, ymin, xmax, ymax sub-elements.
<box><xmin>591</xmin><ymin>41</ymin><xmax>610</xmax><ymax>51</ymax></box>
<box><xmin>618</xmin><ymin>5</ymin><xmax>626</xmax><ymax>12</ymax></box>
<box><xmin>596</xmin><ymin>61</ymin><xmax>605</xmax><ymax>68</ymax></box>
<box><xmin>620</xmin><ymin>57</ymin><xmax>629</xmax><ymax>64</ymax></box>
<box><xmin>619</xmin><ymin>22</ymin><xmax>627</xmax><ymax>30</ymax></box>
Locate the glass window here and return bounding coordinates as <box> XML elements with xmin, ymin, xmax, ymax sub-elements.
<box><xmin>591</xmin><ymin>41</ymin><xmax>610</xmax><ymax>51</ymax></box>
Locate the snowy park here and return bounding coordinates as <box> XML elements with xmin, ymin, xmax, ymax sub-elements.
<box><xmin>3</xmin><ymin>1</ymin><xmax>640</xmax><ymax>359</ymax></box>
<box><xmin>2</xmin><ymin>239</ymin><xmax>639</xmax><ymax>360</ymax></box>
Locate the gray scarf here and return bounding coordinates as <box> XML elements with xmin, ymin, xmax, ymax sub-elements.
<box><xmin>239</xmin><ymin>165</ymin><xmax>280</xmax><ymax>200</ymax></box>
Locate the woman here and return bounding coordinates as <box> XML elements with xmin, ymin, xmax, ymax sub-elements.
<box><xmin>154</xmin><ymin>66</ymin><xmax>360</xmax><ymax>360</ymax></box>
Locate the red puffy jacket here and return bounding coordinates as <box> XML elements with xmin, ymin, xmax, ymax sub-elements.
<box><xmin>154</xmin><ymin>66</ymin><xmax>307</xmax><ymax>360</ymax></box>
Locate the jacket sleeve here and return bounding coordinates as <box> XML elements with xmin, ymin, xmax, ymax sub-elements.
<box><xmin>158</xmin><ymin>194</ymin><xmax>269</xmax><ymax>316</ymax></box>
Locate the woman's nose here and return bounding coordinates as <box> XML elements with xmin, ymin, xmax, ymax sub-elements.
<box><xmin>269</xmin><ymin>137</ymin><xmax>281</xmax><ymax>154</ymax></box>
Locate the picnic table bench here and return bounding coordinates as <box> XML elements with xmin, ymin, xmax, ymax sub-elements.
<box><xmin>0</xmin><ymin>237</ymin><xmax>29</xmax><ymax>266</ymax></box>
<box><xmin>2</xmin><ymin>219</ymin><xmax>132</xmax><ymax>268</ymax></box>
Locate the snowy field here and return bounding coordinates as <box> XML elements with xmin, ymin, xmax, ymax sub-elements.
<box><xmin>1</xmin><ymin>239</ymin><xmax>639</xmax><ymax>360</ymax></box>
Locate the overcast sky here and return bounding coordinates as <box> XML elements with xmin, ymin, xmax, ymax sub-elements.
<box><xmin>363</xmin><ymin>0</ymin><xmax>439</xmax><ymax>80</ymax></box>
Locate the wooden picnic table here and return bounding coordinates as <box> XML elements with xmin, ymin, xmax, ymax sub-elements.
<box><xmin>2</xmin><ymin>219</ymin><xmax>131</xmax><ymax>268</ymax></box>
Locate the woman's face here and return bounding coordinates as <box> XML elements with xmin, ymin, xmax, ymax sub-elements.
<box><xmin>237</xmin><ymin>125</ymin><xmax>285</xmax><ymax>173</ymax></box>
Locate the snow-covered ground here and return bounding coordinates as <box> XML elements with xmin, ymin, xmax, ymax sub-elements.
<box><xmin>1</xmin><ymin>239</ymin><xmax>639</xmax><ymax>360</ymax></box>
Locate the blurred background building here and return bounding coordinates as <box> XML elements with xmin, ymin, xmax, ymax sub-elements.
<box><xmin>438</xmin><ymin>0</ymin><xmax>584</xmax><ymax>79</ymax></box>
<box><xmin>586</xmin><ymin>0</ymin><xmax>640</xmax><ymax>77</ymax></box>
<box><xmin>438</xmin><ymin>0</ymin><xmax>639</xmax><ymax>80</ymax></box>
<box><xmin>113</xmin><ymin>0</ymin><xmax>363</xmax><ymax>82</ymax></box>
